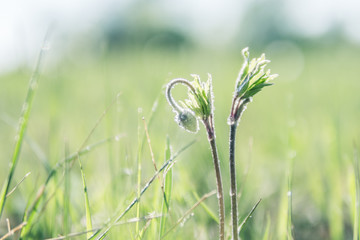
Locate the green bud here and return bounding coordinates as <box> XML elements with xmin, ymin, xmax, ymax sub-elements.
<box><xmin>176</xmin><ymin>109</ymin><xmax>199</xmax><ymax>133</ymax></box>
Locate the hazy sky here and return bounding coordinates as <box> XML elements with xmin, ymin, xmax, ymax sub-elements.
<box><xmin>1</xmin><ymin>0</ymin><xmax>359</xmax><ymax>74</ymax></box>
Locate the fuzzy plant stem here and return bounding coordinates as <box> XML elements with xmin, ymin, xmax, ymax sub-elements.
<box><xmin>204</xmin><ymin>119</ymin><xmax>225</xmax><ymax>240</ymax></box>
<box><xmin>228</xmin><ymin>98</ymin><xmax>250</xmax><ymax>240</ymax></box>
<box><xmin>229</xmin><ymin>123</ymin><xmax>238</xmax><ymax>240</ymax></box>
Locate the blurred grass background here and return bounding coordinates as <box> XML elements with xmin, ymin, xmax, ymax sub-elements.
<box><xmin>1</xmin><ymin>0</ymin><xmax>360</xmax><ymax>239</ymax></box>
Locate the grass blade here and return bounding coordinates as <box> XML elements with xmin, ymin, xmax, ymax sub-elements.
<box><xmin>6</xmin><ymin>172</ymin><xmax>31</xmax><ymax>198</ymax></box>
<box><xmin>192</xmin><ymin>191</ymin><xmax>218</xmax><ymax>224</ymax></box>
<box><xmin>0</xmin><ymin>29</ymin><xmax>51</xmax><ymax>219</ymax></box>
<box><xmin>238</xmin><ymin>199</ymin><xmax>262</xmax><ymax>234</ymax></box>
<box><xmin>159</xmin><ymin>136</ymin><xmax>172</xmax><ymax>239</ymax></box>
<box><xmin>354</xmin><ymin>146</ymin><xmax>359</xmax><ymax>240</ymax></box>
<box><xmin>136</xmin><ymin>110</ymin><xmax>143</xmax><ymax>238</ymax></box>
<box><xmin>276</xmin><ymin>156</ymin><xmax>295</xmax><ymax>240</ymax></box>
<box><xmin>63</xmin><ymin>144</ymin><xmax>70</xmax><ymax>238</ymax></box>
<box><xmin>77</xmin><ymin>155</ymin><xmax>93</xmax><ymax>239</ymax></box>
<box><xmin>287</xmin><ymin>158</ymin><xmax>294</xmax><ymax>240</ymax></box>
<box><xmin>134</xmin><ymin>97</ymin><xmax>162</xmax><ymax>238</ymax></box>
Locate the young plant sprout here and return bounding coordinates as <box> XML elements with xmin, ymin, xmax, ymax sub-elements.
<box><xmin>228</xmin><ymin>47</ymin><xmax>278</xmax><ymax>240</ymax></box>
<box><xmin>166</xmin><ymin>74</ymin><xmax>225</xmax><ymax>240</ymax></box>
<box><xmin>166</xmin><ymin>48</ymin><xmax>276</xmax><ymax>240</ymax></box>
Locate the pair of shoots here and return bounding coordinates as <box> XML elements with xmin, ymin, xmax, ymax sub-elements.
<box><xmin>166</xmin><ymin>47</ymin><xmax>278</xmax><ymax>240</ymax></box>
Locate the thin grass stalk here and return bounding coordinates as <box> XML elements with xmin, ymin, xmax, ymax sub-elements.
<box><xmin>134</xmin><ymin>97</ymin><xmax>161</xmax><ymax>238</ymax></box>
<box><xmin>136</xmin><ymin>111</ymin><xmax>143</xmax><ymax>238</ymax></box>
<box><xmin>142</xmin><ymin>117</ymin><xmax>166</xmax><ymax>205</ymax></box>
<box><xmin>159</xmin><ymin>136</ymin><xmax>172</xmax><ymax>239</ymax></box>
<box><xmin>354</xmin><ymin>146</ymin><xmax>359</xmax><ymax>240</ymax></box>
<box><xmin>238</xmin><ymin>198</ymin><xmax>262</xmax><ymax>234</ymax></box>
<box><xmin>0</xmin><ymin>30</ymin><xmax>50</xmax><ymax>219</ymax></box>
<box><xmin>287</xmin><ymin>159</ymin><xmax>294</xmax><ymax>240</ymax></box>
<box><xmin>63</xmin><ymin>144</ymin><xmax>70</xmax><ymax>239</ymax></box>
<box><xmin>192</xmin><ymin>191</ymin><xmax>218</xmax><ymax>224</ymax></box>
<box><xmin>6</xmin><ymin>172</ymin><xmax>31</xmax><ymax>198</ymax></box>
<box><xmin>162</xmin><ymin>190</ymin><xmax>216</xmax><ymax>239</ymax></box>
<box><xmin>77</xmin><ymin>155</ymin><xmax>93</xmax><ymax>239</ymax></box>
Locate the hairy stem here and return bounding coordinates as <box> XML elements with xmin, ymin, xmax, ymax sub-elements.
<box><xmin>228</xmin><ymin>98</ymin><xmax>250</xmax><ymax>240</ymax></box>
<box><xmin>166</xmin><ymin>78</ymin><xmax>196</xmax><ymax>113</ymax></box>
<box><xmin>229</xmin><ymin>123</ymin><xmax>238</xmax><ymax>240</ymax></box>
<box><xmin>204</xmin><ymin>120</ymin><xmax>225</xmax><ymax>240</ymax></box>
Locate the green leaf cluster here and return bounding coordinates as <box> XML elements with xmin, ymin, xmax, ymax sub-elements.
<box><xmin>236</xmin><ymin>47</ymin><xmax>278</xmax><ymax>100</ymax></box>
<box><xmin>180</xmin><ymin>74</ymin><xmax>213</xmax><ymax>119</ymax></box>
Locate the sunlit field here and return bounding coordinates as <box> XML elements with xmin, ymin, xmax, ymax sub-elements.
<box><xmin>0</xmin><ymin>39</ymin><xmax>360</xmax><ymax>239</ymax></box>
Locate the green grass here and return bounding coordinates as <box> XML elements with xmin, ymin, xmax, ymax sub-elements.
<box><xmin>0</xmin><ymin>42</ymin><xmax>360</xmax><ymax>239</ymax></box>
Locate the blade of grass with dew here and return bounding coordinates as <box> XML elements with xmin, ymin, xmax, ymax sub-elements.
<box><xmin>238</xmin><ymin>199</ymin><xmax>262</xmax><ymax>235</ymax></box>
<box><xmin>90</xmin><ymin>140</ymin><xmax>196</xmax><ymax>240</ymax></box>
<box><xmin>159</xmin><ymin>136</ymin><xmax>172</xmax><ymax>239</ymax></box>
<box><xmin>77</xmin><ymin>154</ymin><xmax>93</xmax><ymax>239</ymax></box>
<box><xmin>192</xmin><ymin>191</ymin><xmax>218</xmax><ymax>224</ymax></box>
<box><xmin>0</xmin><ymin>30</ymin><xmax>50</xmax><ymax>219</ymax></box>
<box><xmin>161</xmin><ymin>190</ymin><xmax>216</xmax><ymax>239</ymax></box>
<box><xmin>354</xmin><ymin>146</ymin><xmax>359</xmax><ymax>240</ymax></box>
